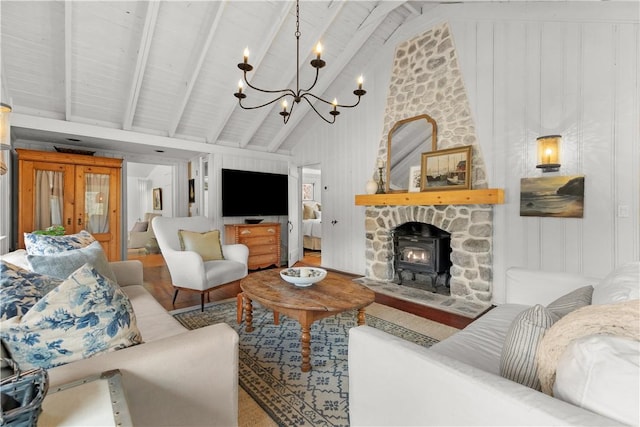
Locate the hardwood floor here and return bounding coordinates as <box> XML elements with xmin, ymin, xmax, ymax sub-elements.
<box><xmin>129</xmin><ymin>251</ymin><xmax>476</xmax><ymax>328</ymax></box>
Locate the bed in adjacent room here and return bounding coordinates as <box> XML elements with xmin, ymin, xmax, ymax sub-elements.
<box><xmin>302</xmin><ymin>202</ymin><xmax>321</xmax><ymax>250</ymax></box>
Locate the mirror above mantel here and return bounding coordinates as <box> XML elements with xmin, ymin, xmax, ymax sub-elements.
<box><xmin>386</xmin><ymin>114</ymin><xmax>437</xmax><ymax>193</ymax></box>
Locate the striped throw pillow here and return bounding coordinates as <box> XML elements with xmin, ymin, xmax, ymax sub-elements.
<box><xmin>547</xmin><ymin>285</ymin><xmax>593</xmax><ymax>318</ymax></box>
<box><xmin>500</xmin><ymin>304</ymin><xmax>559</xmax><ymax>390</ymax></box>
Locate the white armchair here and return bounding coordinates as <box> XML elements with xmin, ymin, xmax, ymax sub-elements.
<box><xmin>152</xmin><ymin>216</ymin><xmax>249</xmax><ymax>311</ymax></box>
<box><xmin>128</xmin><ymin>213</ymin><xmax>161</xmax><ymax>249</ymax></box>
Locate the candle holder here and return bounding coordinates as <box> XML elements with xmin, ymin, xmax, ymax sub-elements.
<box><xmin>376</xmin><ymin>167</ymin><xmax>385</xmax><ymax>194</ymax></box>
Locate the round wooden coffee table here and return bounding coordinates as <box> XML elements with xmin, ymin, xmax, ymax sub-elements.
<box><xmin>240</xmin><ymin>269</ymin><xmax>375</xmax><ymax>372</ymax></box>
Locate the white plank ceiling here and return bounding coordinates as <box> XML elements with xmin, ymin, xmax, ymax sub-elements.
<box><xmin>1</xmin><ymin>1</ymin><xmax>437</xmax><ymax>157</ymax></box>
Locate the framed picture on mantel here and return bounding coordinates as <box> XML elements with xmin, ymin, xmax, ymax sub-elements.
<box><xmin>420</xmin><ymin>145</ymin><xmax>471</xmax><ymax>191</ymax></box>
<box><xmin>408</xmin><ymin>166</ymin><xmax>421</xmax><ymax>192</ymax></box>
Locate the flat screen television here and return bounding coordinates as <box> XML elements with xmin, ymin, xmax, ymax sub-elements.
<box><xmin>221</xmin><ymin>168</ymin><xmax>289</xmax><ymax>217</ymax></box>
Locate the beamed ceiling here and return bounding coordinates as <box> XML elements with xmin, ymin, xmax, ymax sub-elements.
<box><xmin>1</xmin><ymin>1</ymin><xmax>441</xmax><ymax>159</ymax></box>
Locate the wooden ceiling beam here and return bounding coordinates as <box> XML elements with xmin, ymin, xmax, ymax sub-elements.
<box><xmin>64</xmin><ymin>2</ymin><xmax>72</xmax><ymax>121</ymax></box>
<box><xmin>122</xmin><ymin>2</ymin><xmax>160</xmax><ymax>131</ymax></box>
<box><xmin>237</xmin><ymin>0</ymin><xmax>347</xmax><ymax>149</ymax></box>
<box><xmin>167</xmin><ymin>1</ymin><xmax>227</xmax><ymax>138</ymax></box>
<box><xmin>267</xmin><ymin>1</ymin><xmax>406</xmax><ymax>153</ymax></box>
<box><xmin>205</xmin><ymin>1</ymin><xmax>294</xmax><ymax>145</ymax></box>
<box><xmin>403</xmin><ymin>2</ymin><xmax>421</xmax><ymax>16</ymax></box>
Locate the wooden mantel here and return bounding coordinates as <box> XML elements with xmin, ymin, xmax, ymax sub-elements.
<box><xmin>355</xmin><ymin>188</ymin><xmax>504</xmax><ymax>206</ymax></box>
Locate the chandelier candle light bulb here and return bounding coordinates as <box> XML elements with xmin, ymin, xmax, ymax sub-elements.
<box><xmin>280</xmin><ymin>100</ymin><xmax>289</xmax><ymax>118</ymax></box>
<box><xmin>330</xmin><ymin>98</ymin><xmax>339</xmax><ymax>117</ymax></box>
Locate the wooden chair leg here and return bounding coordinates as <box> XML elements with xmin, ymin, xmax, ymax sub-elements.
<box><xmin>236</xmin><ymin>293</ymin><xmax>244</xmax><ymax>324</ymax></box>
<box><xmin>273</xmin><ymin>311</ymin><xmax>280</xmax><ymax>325</ymax></box>
<box><xmin>200</xmin><ymin>293</ymin><xmax>205</xmax><ymax>312</ymax></box>
<box><xmin>172</xmin><ymin>289</ymin><xmax>179</xmax><ymax>306</ymax></box>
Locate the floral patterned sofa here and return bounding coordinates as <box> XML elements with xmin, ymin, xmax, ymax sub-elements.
<box><xmin>1</xmin><ymin>231</ymin><xmax>239</xmax><ymax>426</ymax></box>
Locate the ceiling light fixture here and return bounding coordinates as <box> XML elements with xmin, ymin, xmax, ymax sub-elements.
<box><xmin>234</xmin><ymin>0</ymin><xmax>366</xmax><ymax>124</ymax></box>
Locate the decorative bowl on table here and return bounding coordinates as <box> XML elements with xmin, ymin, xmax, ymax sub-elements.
<box><xmin>280</xmin><ymin>267</ymin><xmax>327</xmax><ymax>287</ymax></box>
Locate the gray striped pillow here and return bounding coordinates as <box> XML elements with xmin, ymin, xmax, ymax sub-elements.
<box><xmin>547</xmin><ymin>285</ymin><xmax>593</xmax><ymax>318</ymax></box>
<box><xmin>500</xmin><ymin>304</ymin><xmax>559</xmax><ymax>390</ymax></box>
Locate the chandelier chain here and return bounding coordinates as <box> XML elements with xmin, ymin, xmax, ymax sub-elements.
<box><xmin>295</xmin><ymin>1</ymin><xmax>300</xmax><ymax>38</ymax></box>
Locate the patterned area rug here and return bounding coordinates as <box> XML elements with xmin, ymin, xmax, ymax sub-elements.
<box><xmin>173</xmin><ymin>301</ymin><xmax>438</xmax><ymax>427</ymax></box>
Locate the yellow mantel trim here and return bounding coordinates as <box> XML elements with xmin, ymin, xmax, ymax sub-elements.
<box><xmin>354</xmin><ymin>188</ymin><xmax>505</xmax><ymax>206</ymax></box>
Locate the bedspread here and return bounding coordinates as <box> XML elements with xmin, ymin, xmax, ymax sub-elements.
<box><xmin>303</xmin><ymin>218</ymin><xmax>322</xmax><ymax>238</ymax></box>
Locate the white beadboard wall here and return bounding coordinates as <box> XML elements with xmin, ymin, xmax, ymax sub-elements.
<box><xmin>289</xmin><ymin>2</ymin><xmax>639</xmax><ymax>303</ymax></box>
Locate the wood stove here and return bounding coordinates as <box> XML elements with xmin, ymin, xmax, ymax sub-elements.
<box><xmin>392</xmin><ymin>222</ymin><xmax>451</xmax><ymax>294</ymax></box>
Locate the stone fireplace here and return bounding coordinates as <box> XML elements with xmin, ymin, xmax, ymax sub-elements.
<box><xmin>365</xmin><ymin>204</ymin><xmax>493</xmax><ymax>306</ymax></box>
<box><xmin>356</xmin><ymin>22</ymin><xmax>496</xmax><ymax>310</ymax></box>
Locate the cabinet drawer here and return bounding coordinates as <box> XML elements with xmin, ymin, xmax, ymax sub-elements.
<box><xmin>249</xmin><ymin>244</ymin><xmax>278</xmax><ymax>256</ymax></box>
<box><xmin>239</xmin><ymin>235</ymin><xmax>276</xmax><ymax>246</ymax></box>
<box><xmin>237</xmin><ymin>226</ymin><xmax>279</xmax><ymax>238</ymax></box>
<box><xmin>249</xmin><ymin>253</ymin><xmax>279</xmax><ymax>268</ymax></box>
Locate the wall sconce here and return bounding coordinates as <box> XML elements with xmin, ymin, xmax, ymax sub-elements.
<box><xmin>0</xmin><ymin>103</ymin><xmax>11</xmax><ymax>150</ymax></box>
<box><xmin>536</xmin><ymin>135</ymin><xmax>561</xmax><ymax>173</ymax></box>
<box><xmin>0</xmin><ymin>103</ymin><xmax>11</xmax><ymax>176</ymax></box>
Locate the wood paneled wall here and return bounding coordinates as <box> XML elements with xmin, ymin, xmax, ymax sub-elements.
<box><xmin>289</xmin><ymin>2</ymin><xmax>639</xmax><ymax>303</ymax></box>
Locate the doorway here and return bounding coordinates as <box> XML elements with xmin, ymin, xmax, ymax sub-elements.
<box><xmin>301</xmin><ymin>165</ymin><xmax>321</xmax><ymax>266</ymax></box>
<box><xmin>126</xmin><ymin>162</ymin><xmax>172</xmax><ymax>258</ymax></box>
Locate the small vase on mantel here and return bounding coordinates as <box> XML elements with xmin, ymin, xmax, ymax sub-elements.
<box><xmin>365</xmin><ymin>179</ymin><xmax>378</xmax><ymax>195</ymax></box>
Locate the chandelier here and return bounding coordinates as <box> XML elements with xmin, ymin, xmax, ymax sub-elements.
<box><xmin>233</xmin><ymin>0</ymin><xmax>366</xmax><ymax>124</ymax></box>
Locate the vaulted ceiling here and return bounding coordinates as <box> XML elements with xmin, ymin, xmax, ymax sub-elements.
<box><xmin>1</xmin><ymin>1</ymin><xmax>438</xmax><ymax>159</ymax></box>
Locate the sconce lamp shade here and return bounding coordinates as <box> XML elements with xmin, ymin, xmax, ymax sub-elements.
<box><xmin>0</xmin><ymin>103</ymin><xmax>12</xmax><ymax>150</ymax></box>
<box><xmin>536</xmin><ymin>135</ymin><xmax>561</xmax><ymax>172</ymax></box>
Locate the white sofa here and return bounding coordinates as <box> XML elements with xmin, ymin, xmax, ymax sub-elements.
<box><xmin>1</xmin><ymin>250</ymin><xmax>239</xmax><ymax>427</ymax></box>
<box><xmin>349</xmin><ymin>262</ymin><xmax>639</xmax><ymax>426</ymax></box>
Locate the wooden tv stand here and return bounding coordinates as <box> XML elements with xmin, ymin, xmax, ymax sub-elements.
<box><xmin>224</xmin><ymin>223</ymin><xmax>281</xmax><ymax>270</ymax></box>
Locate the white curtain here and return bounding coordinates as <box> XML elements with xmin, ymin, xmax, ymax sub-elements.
<box><xmin>85</xmin><ymin>173</ymin><xmax>110</xmax><ymax>233</ymax></box>
<box><xmin>35</xmin><ymin>170</ymin><xmax>63</xmax><ymax>230</ymax></box>
<box><xmin>138</xmin><ymin>179</ymin><xmax>151</xmax><ymax>218</ymax></box>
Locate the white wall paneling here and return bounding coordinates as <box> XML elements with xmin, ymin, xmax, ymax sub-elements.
<box><xmin>288</xmin><ymin>2</ymin><xmax>639</xmax><ymax>302</ymax></box>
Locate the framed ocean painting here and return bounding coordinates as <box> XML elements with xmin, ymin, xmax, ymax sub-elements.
<box><xmin>520</xmin><ymin>175</ymin><xmax>584</xmax><ymax>218</ymax></box>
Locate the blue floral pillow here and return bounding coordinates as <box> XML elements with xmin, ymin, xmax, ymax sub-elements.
<box><xmin>27</xmin><ymin>241</ymin><xmax>116</xmax><ymax>283</ymax></box>
<box><xmin>0</xmin><ymin>264</ymin><xmax>142</xmax><ymax>370</ymax></box>
<box><xmin>24</xmin><ymin>230</ymin><xmax>96</xmax><ymax>256</ymax></box>
<box><xmin>0</xmin><ymin>261</ymin><xmax>62</xmax><ymax>320</ymax></box>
